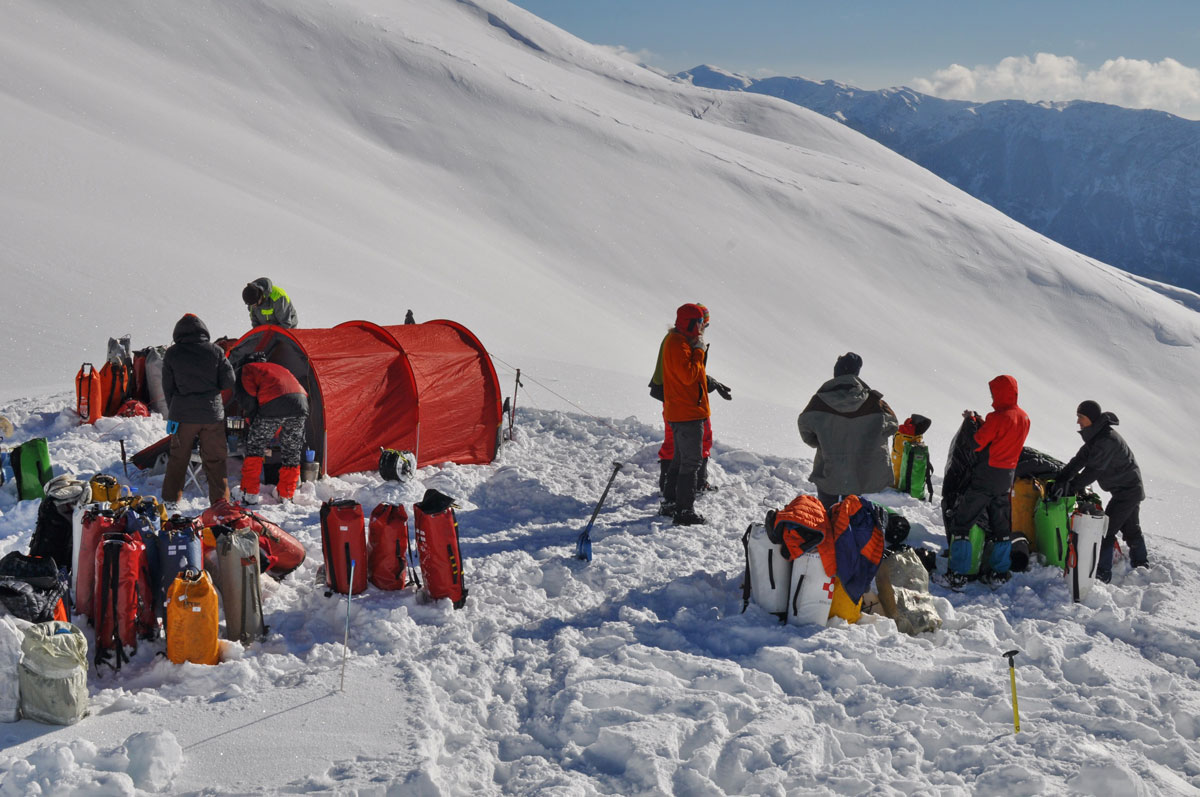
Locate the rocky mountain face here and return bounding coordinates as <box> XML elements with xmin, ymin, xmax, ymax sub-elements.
<box><xmin>679</xmin><ymin>65</ymin><xmax>1200</xmax><ymax>295</ymax></box>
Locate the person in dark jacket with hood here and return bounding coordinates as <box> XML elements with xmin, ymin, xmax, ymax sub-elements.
<box><xmin>243</xmin><ymin>277</ymin><xmax>298</xmax><ymax>329</ymax></box>
<box><xmin>797</xmin><ymin>353</ymin><xmax>898</xmax><ymax>511</ymax></box>
<box><xmin>945</xmin><ymin>375</ymin><xmax>1030</xmax><ymax>587</ymax></box>
<box><xmin>1053</xmin><ymin>400</ymin><xmax>1148</xmax><ymax>582</ymax></box>
<box><xmin>161</xmin><ymin>314</ymin><xmax>236</xmax><ymax>506</ymax></box>
<box><xmin>234</xmin><ymin>354</ymin><xmax>309</xmax><ymax>504</ymax></box>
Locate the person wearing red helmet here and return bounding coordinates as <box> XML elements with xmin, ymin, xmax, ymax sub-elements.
<box><xmin>649</xmin><ymin>302</ymin><xmax>730</xmax><ymax>498</ymax></box>
<box><xmin>658</xmin><ymin>303</ymin><xmax>729</xmax><ymax>526</ymax></box>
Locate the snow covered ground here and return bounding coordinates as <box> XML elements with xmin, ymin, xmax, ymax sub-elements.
<box><xmin>1</xmin><ymin>395</ymin><xmax>1199</xmax><ymax>795</ymax></box>
<box><xmin>2</xmin><ymin>0</ymin><xmax>1200</xmax><ymax>793</ymax></box>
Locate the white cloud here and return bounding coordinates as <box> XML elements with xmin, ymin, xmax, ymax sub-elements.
<box><xmin>912</xmin><ymin>54</ymin><xmax>1200</xmax><ymax>119</ymax></box>
<box><xmin>594</xmin><ymin>43</ymin><xmax>656</xmax><ymax>66</ymax></box>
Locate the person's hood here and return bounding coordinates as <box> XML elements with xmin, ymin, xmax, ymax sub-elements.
<box><xmin>250</xmin><ymin>276</ymin><xmax>274</xmax><ymax>295</ymax></box>
<box><xmin>988</xmin><ymin>375</ymin><xmax>1018</xmax><ymax>410</ymax></box>
<box><xmin>1080</xmin><ymin>411</ymin><xmax>1119</xmax><ymax>442</ymax></box>
<box><xmin>172</xmin><ymin>314</ymin><xmax>211</xmax><ymax>344</ymax></box>
<box><xmin>816</xmin><ymin>375</ymin><xmax>870</xmax><ymax>412</ymax></box>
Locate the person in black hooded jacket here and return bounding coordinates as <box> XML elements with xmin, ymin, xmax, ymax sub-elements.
<box><xmin>1053</xmin><ymin>400</ymin><xmax>1148</xmax><ymax>582</ymax></box>
<box><xmin>161</xmin><ymin>314</ymin><xmax>236</xmax><ymax>506</ymax></box>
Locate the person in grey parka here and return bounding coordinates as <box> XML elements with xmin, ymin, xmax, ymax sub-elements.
<box><xmin>797</xmin><ymin>352</ymin><xmax>899</xmax><ymax>511</ymax></box>
<box><xmin>242</xmin><ymin>277</ymin><xmax>298</xmax><ymax>329</ymax></box>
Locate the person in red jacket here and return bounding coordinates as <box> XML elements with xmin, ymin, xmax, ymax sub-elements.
<box><xmin>234</xmin><ymin>353</ymin><xmax>309</xmax><ymax>504</ymax></box>
<box><xmin>660</xmin><ymin>303</ymin><xmax>711</xmax><ymax>526</ymax></box>
<box><xmin>946</xmin><ymin>375</ymin><xmax>1030</xmax><ymax>586</ymax></box>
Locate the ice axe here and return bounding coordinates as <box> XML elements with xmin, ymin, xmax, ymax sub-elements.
<box><xmin>1003</xmin><ymin>649</ymin><xmax>1021</xmax><ymax>733</ymax></box>
<box><xmin>575</xmin><ymin>462</ymin><xmax>623</xmax><ymax>562</ymax></box>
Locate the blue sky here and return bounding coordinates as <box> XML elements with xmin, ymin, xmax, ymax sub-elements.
<box><xmin>509</xmin><ymin>1</ymin><xmax>1200</xmax><ymax>117</ymax></box>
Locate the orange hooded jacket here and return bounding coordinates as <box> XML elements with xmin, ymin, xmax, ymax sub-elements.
<box><xmin>662</xmin><ymin>329</ymin><xmax>709</xmax><ymax>423</ymax></box>
<box><xmin>974</xmin><ymin>375</ymin><xmax>1031</xmax><ymax>469</ymax></box>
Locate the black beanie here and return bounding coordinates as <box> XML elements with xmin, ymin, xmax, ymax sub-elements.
<box><xmin>242</xmin><ymin>283</ymin><xmax>264</xmax><ymax>306</ymax></box>
<box><xmin>834</xmin><ymin>352</ymin><xmax>863</xmax><ymax>377</ymax></box>
<box><xmin>1077</xmin><ymin>400</ymin><xmax>1102</xmax><ymax>424</ymax></box>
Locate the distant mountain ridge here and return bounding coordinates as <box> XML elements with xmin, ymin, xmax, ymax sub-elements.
<box><xmin>678</xmin><ymin>65</ymin><xmax>1200</xmax><ymax>295</ymax></box>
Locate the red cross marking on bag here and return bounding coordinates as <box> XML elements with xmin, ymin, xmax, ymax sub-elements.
<box><xmin>824</xmin><ymin>580</ymin><xmax>836</xmax><ymax>599</ymax></box>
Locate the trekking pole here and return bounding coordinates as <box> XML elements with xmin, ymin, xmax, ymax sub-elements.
<box><xmin>119</xmin><ymin>439</ymin><xmax>129</xmax><ymax>478</ymax></box>
<box><xmin>575</xmin><ymin>462</ymin><xmax>623</xmax><ymax>562</ymax></box>
<box><xmin>341</xmin><ymin>560</ymin><xmax>355</xmax><ymax>692</ymax></box>
<box><xmin>1002</xmin><ymin>649</ymin><xmax>1021</xmax><ymax>733</ymax></box>
<box><xmin>507</xmin><ymin>369</ymin><xmax>522</xmax><ymax>441</ymax></box>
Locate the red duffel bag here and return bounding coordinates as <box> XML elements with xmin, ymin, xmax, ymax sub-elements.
<box><xmin>368</xmin><ymin>503</ymin><xmax>413</xmax><ymax>591</ymax></box>
<box><xmin>200</xmin><ymin>500</ymin><xmax>306</xmax><ymax>579</ymax></box>
<box><xmin>319</xmin><ymin>499</ymin><xmax>367</xmax><ymax>595</ymax></box>
<box><xmin>413</xmin><ymin>489</ymin><xmax>467</xmax><ymax>609</ymax></box>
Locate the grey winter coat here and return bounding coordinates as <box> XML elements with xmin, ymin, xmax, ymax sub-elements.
<box><xmin>1057</xmin><ymin>412</ymin><xmax>1144</xmax><ymax>500</ymax></box>
<box><xmin>162</xmin><ymin>315</ymin><xmax>236</xmax><ymax>424</ymax></box>
<box><xmin>797</xmin><ymin>375</ymin><xmax>899</xmax><ymax>495</ymax></box>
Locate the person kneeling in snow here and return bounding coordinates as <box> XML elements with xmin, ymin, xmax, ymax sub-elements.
<box><xmin>234</xmin><ymin>353</ymin><xmax>309</xmax><ymax>504</ymax></box>
<box><xmin>1051</xmin><ymin>400</ymin><xmax>1147</xmax><ymax>583</ymax></box>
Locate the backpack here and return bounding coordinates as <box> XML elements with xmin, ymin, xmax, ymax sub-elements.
<box><xmin>378</xmin><ymin>449</ymin><xmax>416</xmax><ymax>482</ymax></box>
<box><xmin>165</xmin><ymin>569</ymin><xmax>220</xmax><ymax>665</ymax></box>
<box><xmin>740</xmin><ymin>523</ymin><xmax>792</xmax><ymax>619</ymax></box>
<box><xmin>75</xmin><ymin>363</ymin><xmax>104</xmax><ymax>424</ymax></box>
<box><xmin>155</xmin><ymin>516</ymin><xmax>203</xmax><ymax>619</ymax></box>
<box><xmin>0</xmin><ymin>552</ymin><xmax>68</xmax><ymax>624</ymax></box>
<box><xmin>99</xmin><ymin>360</ymin><xmax>132</xmax><ymax>417</ymax></box>
<box><xmin>19</xmin><ymin>621</ymin><xmax>89</xmax><ymax>725</ymax></box>
<box><xmin>1034</xmin><ymin>492</ymin><xmax>1076</xmax><ymax>568</ymax></box>
<box><xmin>89</xmin><ymin>474</ymin><xmax>121</xmax><ymax>504</ymax></box>
<box><xmin>211</xmin><ymin>525</ymin><xmax>266</xmax><ymax>645</ymax></box>
<box><xmin>891</xmin><ymin>414</ymin><xmax>931</xmax><ymax>487</ymax></box>
<box><xmin>319</xmin><ymin>500</ymin><xmax>368</xmax><ymax>594</ymax></box>
<box><xmin>142</xmin><ymin>346</ymin><xmax>169</xmax><ymax>416</ymax></box>
<box><xmin>897</xmin><ymin>440</ymin><xmax>934</xmax><ymax>502</ymax></box>
<box><xmin>368</xmin><ymin>503</ymin><xmax>414</xmax><ymax>591</ymax></box>
<box><xmin>940</xmin><ymin>414</ymin><xmax>983</xmax><ymax>533</ymax></box>
<box><xmin>93</xmin><ymin>531</ymin><xmax>156</xmax><ymax>671</ymax></box>
<box><xmin>116</xmin><ymin>399</ymin><xmax>150</xmax><ymax>418</ymax></box>
<box><xmin>413</xmin><ymin>489</ymin><xmax>468</xmax><ymax>609</ymax></box>
<box><xmin>11</xmin><ymin>438</ymin><xmax>53</xmax><ymax>501</ymax></box>
<box><xmin>29</xmin><ymin>475</ymin><xmax>91</xmax><ymax>571</ymax></box>
<box><xmin>75</xmin><ymin>508</ymin><xmax>125</xmax><ymax>621</ymax></box>
<box><xmin>199</xmin><ymin>500</ymin><xmax>306</xmax><ymax>580</ymax></box>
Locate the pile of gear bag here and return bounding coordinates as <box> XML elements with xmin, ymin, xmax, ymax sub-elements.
<box><xmin>0</xmin><ymin>433</ymin><xmax>469</xmax><ymax>725</ymax></box>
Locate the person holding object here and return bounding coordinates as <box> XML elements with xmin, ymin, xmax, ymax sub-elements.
<box><xmin>650</xmin><ymin>303</ymin><xmax>731</xmax><ymax>495</ymax></box>
<box><xmin>797</xmin><ymin>352</ymin><xmax>898</xmax><ymax>511</ymax></box>
<box><xmin>944</xmin><ymin>375</ymin><xmax>1030</xmax><ymax>587</ymax></box>
<box><xmin>1051</xmin><ymin>400</ymin><xmax>1147</xmax><ymax>582</ymax></box>
<box><xmin>660</xmin><ymin>303</ymin><xmax>713</xmax><ymax>526</ymax></box>
<box><xmin>234</xmin><ymin>353</ymin><xmax>310</xmax><ymax>504</ymax></box>
<box><xmin>161</xmin><ymin>314</ymin><xmax>236</xmax><ymax>506</ymax></box>
<box><xmin>242</xmin><ymin>277</ymin><xmax>298</xmax><ymax>329</ymax></box>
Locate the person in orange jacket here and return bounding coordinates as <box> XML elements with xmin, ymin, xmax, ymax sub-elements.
<box><xmin>650</xmin><ymin>303</ymin><xmax>730</xmax><ymax>494</ymax></box>
<box><xmin>946</xmin><ymin>375</ymin><xmax>1030</xmax><ymax>586</ymax></box>
<box><xmin>233</xmin><ymin>353</ymin><xmax>309</xmax><ymax>504</ymax></box>
<box><xmin>660</xmin><ymin>303</ymin><xmax>714</xmax><ymax>526</ymax></box>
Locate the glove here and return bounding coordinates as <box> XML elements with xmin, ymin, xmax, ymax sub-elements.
<box><xmin>714</xmin><ymin>382</ymin><xmax>732</xmax><ymax>401</ymax></box>
<box><xmin>166</xmin><ymin>420</ymin><xmax>180</xmax><ymax>435</ymax></box>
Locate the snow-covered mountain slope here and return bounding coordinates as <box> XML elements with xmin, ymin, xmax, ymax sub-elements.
<box><xmin>2</xmin><ymin>0</ymin><xmax>1199</xmax><ymax>485</ymax></box>
<box><xmin>679</xmin><ymin>64</ymin><xmax>1200</xmax><ymax>297</ymax></box>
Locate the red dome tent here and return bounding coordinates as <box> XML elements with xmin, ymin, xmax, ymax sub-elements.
<box><xmin>229</xmin><ymin>320</ymin><xmax>502</xmax><ymax>477</ymax></box>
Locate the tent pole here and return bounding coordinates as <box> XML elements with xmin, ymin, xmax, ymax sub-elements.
<box><xmin>508</xmin><ymin>369</ymin><xmax>522</xmax><ymax>441</ymax></box>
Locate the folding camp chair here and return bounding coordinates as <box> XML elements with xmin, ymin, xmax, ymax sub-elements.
<box><xmin>184</xmin><ymin>443</ymin><xmax>204</xmax><ymax>494</ymax></box>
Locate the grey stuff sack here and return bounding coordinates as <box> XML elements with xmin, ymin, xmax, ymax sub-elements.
<box><xmin>19</xmin><ymin>620</ymin><xmax>88</xmax><ymax>725</ymax></box>
<box><xmin>144</xmin><ymin>346</ymin><xmax>169</xmax><ymax>417</ymax></box>
<box><xmin>214</xmin><ymin>527</ymin><xmax>265</xmax><ymax>645</ymax></box>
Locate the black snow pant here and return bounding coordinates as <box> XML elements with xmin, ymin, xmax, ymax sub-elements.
<box><xmin>664</xmin><ymin>419</ymin><xmax>704</xmax><ymax>513</ymax></box>
<box><xmin>245</xmin><ymin>414</ymin><xmax>308</xmax><ymax>467</ymax></box>
<box><xmin>948</xmin><ymin>464</ymin><xmax>1014</xmax><ymax>575</ymax></box>
<box><xmin>1097</xmin><ymin>493</ymin><xmax>1148</xmax><ymax>581</ymax></box>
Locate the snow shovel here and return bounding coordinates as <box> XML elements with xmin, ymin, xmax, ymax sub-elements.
<box><xmin>575</xmin><ymin>462</ymin><xmax>623</xmax><ymax>562</ymax></box>
<box><xmin>1003</xmin><ymin>649</ymin><xmax>1021</xmax><ymax>733</ymax></box>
